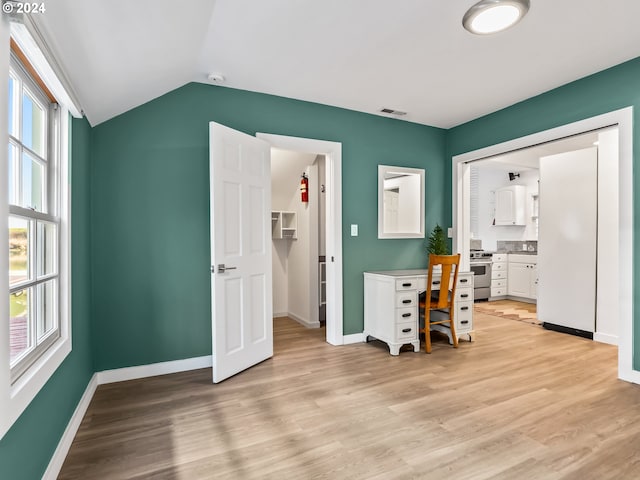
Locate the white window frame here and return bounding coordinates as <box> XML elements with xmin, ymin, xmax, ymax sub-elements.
<box><xmin>0</xmin><ymin>21</ymin><xmax>75</xmax><ymax>441</ymax></box>
<box><xmin>8</xmin><ymin>52</ymin><xmax>61</xmax><ymax>382</ymax></box>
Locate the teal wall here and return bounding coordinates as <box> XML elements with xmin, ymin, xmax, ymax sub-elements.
<box><xmin>447</xmin><ymin>57</ymin><xmax>640</xmax><ymax>369</ymax></box>
<box><xmin>0</xmin><ymin>117</ymin><xmax>93</xmax><ymax>479</ymax></box>
<box><xmin>90</xmin><ymin>83</ymin><xmax>447</xmax><ymax>370</ymax></box>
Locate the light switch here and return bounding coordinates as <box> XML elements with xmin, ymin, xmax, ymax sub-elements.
<box><xmin>351</xmin><ymin>224</ymin><xmax>358</xmax><ymax>236</ymax></box>
<box><xmin>447</xmin><ymin>227</ymin><xmax>453</xmax><ymax>238</ymax></box>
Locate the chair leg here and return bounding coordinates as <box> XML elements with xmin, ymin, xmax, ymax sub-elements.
<box><xmin>450</xmin><ymin>314</ymin><xmax>458</xmax><ymax>349</ymax></box>
<box><xmin>425</xmin><ymin>309</ymin><xmax>432</xmax><ymax>354</ymax></box>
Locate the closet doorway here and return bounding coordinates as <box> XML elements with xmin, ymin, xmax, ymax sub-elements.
<box><xmin>258</xmin><ymin>133</ymin><xmax>344</xmax><ymax>345</ymax></box>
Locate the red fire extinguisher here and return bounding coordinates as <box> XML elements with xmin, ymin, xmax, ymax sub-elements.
<box><xmin>300</xmin><ymin>173</ymin><xmax>309</xmax><ymax>203</ymax></box>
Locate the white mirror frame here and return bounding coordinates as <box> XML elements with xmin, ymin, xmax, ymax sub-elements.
<box><xmin>378</xmin><ymin>165</ymin><xmax>425</xmax><ymax>239</ymax></box>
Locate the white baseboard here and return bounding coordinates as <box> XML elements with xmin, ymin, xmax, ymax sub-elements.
<box><xmin>288</xmin><ymin>312</ymin><xmax>320</xmax><ymax>329</ymax></box>
<box><xmin>96</xmin><ymin>355</ymin><xmax>213</xmax><ymax>385</ymax></box>
<box><xmin>343</xmin><ymin>333</ymin><xmax>365</xmax><ymax>345</ymax></box>
<box><xmin>42</xmin><ymin>373</ymin><xmax>98</xmax><ymax>480</ymax></box>
<box><xmin>273</xmin><ymin>311</ymin><xmax>288</xmax><ymax>318</ymax></box>
<box><xmin>594</xmin><ymin>332</ymin><xmax>618</xmax><ymax>346</ymax></box>
<box><xmin>619</xmin><ymin>368</ymin><xmax>640</xmax><ymax>385</ymax></box>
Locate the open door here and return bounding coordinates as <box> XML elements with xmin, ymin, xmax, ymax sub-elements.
<box><xmin>210</xmin><ymin>122</ymin><xmax>272</xmax><ymax>383</ymax></box>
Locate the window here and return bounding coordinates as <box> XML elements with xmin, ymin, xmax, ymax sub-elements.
<box><xmin>7</xmin><ymin>52</ymin><xmax>61</xmax><ymax>381</ymax></box>
<box><xmin>1</xmin><ymin>26</ymin><xmax>77</xmax><ymax>441</ymax></box>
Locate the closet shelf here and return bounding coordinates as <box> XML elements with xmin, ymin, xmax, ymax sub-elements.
<box><xmin>272</xmin><ymin>211</ymin><xmax>297</xmax><ymax>239</ymax></box>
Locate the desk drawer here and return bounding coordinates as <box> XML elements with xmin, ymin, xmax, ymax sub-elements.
<box><xmin>395</xmin><ymin>307</ymin><xmax>417</xmax><ymax>323</ymax></box>
<box><xmin>396</xmin><ymin>278</ymin><xmax>418</xmax><ymax>291</ymax></box>
<box><xmin>396</xmin><ymin>292</ymin><xmax>417</xmax><ymax>308</ymax></box>
<box><xmin>456</xmin><ymin>287</ymin><xmax>473</xmax><ymax>302</ymax></box>
<box><xmin>396</xmin><ymin>322</ymin><xmax>417</xmax><ymax>341</ymax></box>
<box><xmin>456</xmin><ymin>302</ymin><xmax>473</xmax><ymax>331</ymax></box>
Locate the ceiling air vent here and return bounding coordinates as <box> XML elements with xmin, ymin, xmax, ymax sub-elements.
<box><xmin>379</xmin><ymin>108</ymin><xmax>407</xmax><ymax>116</ymax></box>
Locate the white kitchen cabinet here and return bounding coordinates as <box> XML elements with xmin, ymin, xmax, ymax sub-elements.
<box><xmin>495</xmin><ymin>185</ymin><xmax>526</xmax><ymax>226</ymax></box>
<box><xmin>490</xmin><ymin>253</ymin><xmax>508</xmax><ymax>299</ymax></box>
<box><xmin>507</xmin><ymin>254</ymin><xmax>537</xmax><ymax>300</ymax></box>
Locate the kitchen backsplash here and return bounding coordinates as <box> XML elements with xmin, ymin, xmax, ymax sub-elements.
<box><xmin>496</xmin><ymin>240</ymin><xmax>537</xmax><ymax>253</ymax></box>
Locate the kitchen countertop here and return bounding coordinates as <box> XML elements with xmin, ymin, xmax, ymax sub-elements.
<box><xmin>496</xmin><ymin>251</ymin><xmax>538</xmax><ymax>255</ymax></box>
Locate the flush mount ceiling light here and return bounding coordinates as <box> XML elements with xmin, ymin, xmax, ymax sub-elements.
<box><xmin>463</xmin><ymin>0</ymin><xmax>530</xmax><ymax>35</ymax></box>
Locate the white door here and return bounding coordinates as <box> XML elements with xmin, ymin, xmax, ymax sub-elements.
<box><xmin>538</xmin><ymin>147</ymin><xmax>597</xmax><ymax>333</ymax></box>
<box><xmin>210</xmin><ymin>122</ymin><xmax>272</xmax><ymax>383</ymax></box>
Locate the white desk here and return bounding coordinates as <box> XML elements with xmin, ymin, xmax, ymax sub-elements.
<box><xmin>363</xmin><ymin>269</ymin><xmax>474</xmax><ymax>355</ymax></box>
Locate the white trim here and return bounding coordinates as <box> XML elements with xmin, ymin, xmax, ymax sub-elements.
<box><xmin>96</xmin><ymin>355</ymin><xmax>213</xmax><ymax>385</ymax></box>
<box><xmin>594</xmin><ymin>333</ymin><xmax>618</xmax><ymax>346</ymax></box>
<box><xmin>452</xmin><ymin>106</ymin><xmax>635</xmax><ymax>383</ymax></box>
<box><xmin>10</xmin><ymin>20</ymin><xmax>82</xmax><ymax>117</ymax></box>
<box><xmin>619</xmin><ymin>369</ymin><xmax>640</xmax><ymax>385</ymax></box>
<box><xmin>42</xmin><ymin>373</ymin><xmax>98</xmax><ymax>480</ymax></box>
<box><xmin>257</xmin><ymin>133</ymin><xmax>344</xmax><ymax>345</ymax></box>
<box><xmin>273</xmin><ymin>311</ymin><xmax>288</xmax><ymax>318</ymax></box>
<box><xmin>343</xmin><ymin>333</ymin><xmax>366</xmax><ymax>345</ymax></box>
<box><xmin>288</xmin><ymin>312</ymin><xmax>320</xmax><ymax>329</ymax></box>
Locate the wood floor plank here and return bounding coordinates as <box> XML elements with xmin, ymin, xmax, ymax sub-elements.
<box><xmin>58</xmin><ymin>310</ymin><xmax>640</xmax><ymax>479</ymax></box>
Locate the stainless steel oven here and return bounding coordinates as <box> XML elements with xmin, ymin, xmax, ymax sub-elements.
<box><xmin>470</xmin><ymin>252</ymin><xmax>492</xmax><ymax>301</ymax></box>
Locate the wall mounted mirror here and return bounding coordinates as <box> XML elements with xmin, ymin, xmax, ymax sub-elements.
<box><xmin>378</xmin><ymin>165</ymin><xmax>425</xmax><ymax>239</ymax></box>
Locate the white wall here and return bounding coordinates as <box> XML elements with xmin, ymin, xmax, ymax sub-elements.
<box><xmin>270</xmin><ymin>149</ymin><xmax>320</xmax><ymax>327</ymax></box>
<box><xmin>474</xmin><ymin>168</ymin><xmax>539</xmax><ymax>250</ymax></box>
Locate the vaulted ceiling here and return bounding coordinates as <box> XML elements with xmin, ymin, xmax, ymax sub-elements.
<box><xmin>33</xmin><ymin>0</ymin><xmax>640</xmax><ymax>127</ymax></box>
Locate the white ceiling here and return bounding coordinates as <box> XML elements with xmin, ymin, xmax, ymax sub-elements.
<box><xmin>33</xmin><ymin>0</ymin><xmax>640</xmax><ymax>127</ymax></box>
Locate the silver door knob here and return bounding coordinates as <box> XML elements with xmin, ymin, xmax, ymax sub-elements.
<box><xmin>217</xmin><ymin>264</ymin><xmax>237</xmax><ymax>273</ymax></box>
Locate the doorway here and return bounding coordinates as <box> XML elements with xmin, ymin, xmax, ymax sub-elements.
<box><xmin>258</xmin><ymin>133</ymin><xmax>344</xmax><ymax>346</ymax></box>
<box><xmin>270</xmin><ymin>149</ymin><xmax>326</xmax><ymax>329</ymax></box>
<box><xmin>452</xmin><ymin>107</ymin><xmax>635</xmax><ymax>383</ymax></box>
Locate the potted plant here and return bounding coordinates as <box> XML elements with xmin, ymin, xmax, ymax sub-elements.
<box><xmin>427</xmin><ymin>224</ymin><xmax>449</xmax><ymax>272</ymax></box>
<box><xmin>427</xmin><ymin>224</ymin><xmax>449</xmax><ymax>255</ymax></box>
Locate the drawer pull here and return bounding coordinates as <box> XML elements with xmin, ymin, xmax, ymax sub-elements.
<box><xmin>461</xmin><ymin>320</ymin><xmax>469</xmax><ymax>325</ymax></box>
<box><xmin>461</xmin><ymin>294</ymin><xmax>469</xmax><ymax>298</ymax></box>
<box><xmin>402</xmin><ymin>313</ymin><xmax>412</xmax><ymax>318</ymax></box>
<box><xmin>460</xmin><ymin>279</ymin><xmax>468</xmax><ymax>283</ymax></box>
<box><xmin>402</xmin><ymin>328</ymin><xmax>412</xmax><ymax>333</ymax></box>
<box><xmin>402</xmin><ymin>282</ymin><xmax>412</xmax><ymax>287</ymax></box>
<box><xmin>461</xmin><ymin>306</ymin><xmax>469</xmax><ymax>311</ymax></box>
<box><xmin>433</xmin><ymin>280</ymin><xmax>440</xmax><ymax>285</ymax></box>
<box><xmin>402</xmin><ymin>299</ymin><xmax>412</xmax><ymax>304</ymax></box>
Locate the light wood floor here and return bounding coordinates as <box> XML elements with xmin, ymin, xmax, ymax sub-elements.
<box><xmin>58</xmin><ymin>312</ymin><xmax>640</xmax><ymax>479</ymax></box>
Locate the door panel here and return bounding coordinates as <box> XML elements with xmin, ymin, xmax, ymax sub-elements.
<box><xmin>210</xmin><ymin>122</ymin><xmax>272</xmax><ymax>383</ymax></box>
<box><xmin>538</xmin><ymin>147</ymin><xmax>597</xmax><ymax>333</ymax></box>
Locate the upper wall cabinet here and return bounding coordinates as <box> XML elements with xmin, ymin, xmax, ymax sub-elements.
<box><xmin>378</xmin><ymin>165</ymin><xmax>425</xmax><ymax>239</ymax></box>
<box><xmin>495</xmin><ymin>185</ymin><xmax>526</xmax><ymax>226</ymax></box>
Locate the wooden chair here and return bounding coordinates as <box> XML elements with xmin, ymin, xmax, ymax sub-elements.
<box><xmin>419</xmin><ymin>254</ymin><xmax>461</xmax><ymax>354</ymax></box>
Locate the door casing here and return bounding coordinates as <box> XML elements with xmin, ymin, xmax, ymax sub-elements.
<box><xmin>257</xmin><ymin>133</ymin><xmax>344</xmax><ymax>345</ymax></box>
<box><xmin>452</xmin><ymin>107</ymin><xmax>635</xmax><ymax>383</ymax></box>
